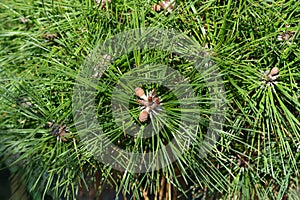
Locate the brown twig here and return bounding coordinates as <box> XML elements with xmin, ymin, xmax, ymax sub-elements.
<box><xmin>142</xmin><ymin>187</ymin><xmax>150</xmax><ymax>200</ymax></box>
<box><xmin>159</xmin><ymin>174</ymin><xmax>166</xmax><ymax>200</ymax></box>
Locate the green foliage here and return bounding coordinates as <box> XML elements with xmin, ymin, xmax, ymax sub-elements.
<box><xmin>0</xmin><ymin>0</ymin><xmax>299</xmax><ymax>199</ymax></box>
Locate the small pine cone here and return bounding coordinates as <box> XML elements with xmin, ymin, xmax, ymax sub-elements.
<box><xmin>152</xmin><ymin>4</ymin><xmax>162</xmax><ymax>12</ymax></box>
<box><xmin>135</xmin><ymin>87</ymin><xmax>147</xmax><ymax>100</ymax></box>
<box><xmin>139</xmin><ymin>108</ymin><xmax>150</xmax><ymax>122</ymax></box>
<box><xmin>269</xmin><ymin>67</ymin><xmax>279</xmax><ymax>76</ymax></box>
<box><xmin>159</xmin><ymin>0</ymin><xmax>175</xmax><ymax>13</ymax></box>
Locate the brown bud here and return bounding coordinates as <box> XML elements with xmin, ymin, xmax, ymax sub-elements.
<box><xmin>139</xmin><ymin>108</ymin><xmax>149</xmax><ymax>122</ymax></box>
<box><xmin>269</xmin><ymin>67</ymin><xmax>279</xmax><ymax>76</ymax></box>
<box><xmin>135</xmin><ymin>87</ymin><xmax>147</xmax><ymax>100</ymax></box>
<box><xmin>151</xmin><ymin>4</ymin><xmax>162</xmax><ymax>12</ymax></box>
<box><xmin>153</xmin><ymin>97</ymin><xmax>160</xmax><ymax>104</ymax></box>
<box><xmin>137</xmin><ymin>99</ymin><xmax>147</xmax><ymax>106</ymax></box>
<box><xmin>159</xmin><ymin>0</ymin><xmax>175</xmax><ymax>13</ymax></box>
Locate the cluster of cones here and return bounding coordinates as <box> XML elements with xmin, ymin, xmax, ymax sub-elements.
<box><xmin>135</xmin><ymin>87</ymin><xmax>161</xmax><ymax>122</ymax></box>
